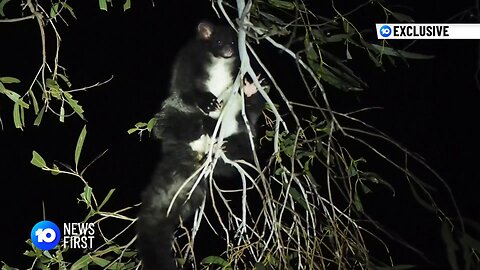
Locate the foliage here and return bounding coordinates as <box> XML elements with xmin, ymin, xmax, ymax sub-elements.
<box><xmin>0</xmin><ymin>0</ymin><xmax>114</xmax><ymax>129</ymax></box>
<box><xmin>1</xmin><ymin>0</ymin><xmax>479</xmax><ymax>270</ymax></box>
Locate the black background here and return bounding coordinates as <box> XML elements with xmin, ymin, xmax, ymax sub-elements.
<box><xmin>1</xmin><ymin>1</ymin><xmax>479</xmax><ymax>269</ymax></box>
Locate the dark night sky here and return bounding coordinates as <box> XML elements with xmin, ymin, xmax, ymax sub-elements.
<box><xmin>1</xmin><ymin>1</ymin><xmax>480</xmax><ymax>269</ymax></box>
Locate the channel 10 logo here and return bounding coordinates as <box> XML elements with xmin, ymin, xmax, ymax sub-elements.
<box><xmin>31</xmin><ymin>221</ymin><xmax>61</xmax><ymax>250</ymax></box>
<box><xmin>379</xmin><ymin>25</ymin><xmax>392</xmax><ymax>37</ymax></box>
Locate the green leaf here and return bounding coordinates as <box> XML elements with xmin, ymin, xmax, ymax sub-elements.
<box><xmin>75</xmin><ymin>125</ymin><xmax>87</xmax><ymax>170</ymax></box>
<box><xmin>23</xmin><ymin>250</ymin><xmax>36</xmax><ymax>258</ymax></box>
<box><xmin>91</xmin><ymin>256</ymin><xmax>110</xmax><ymax>267</ymax></box>
<box><xmin>123</xmin><ymin>0</ymin><xmax>131</xmax><ymax>11</ymax></box>
<box><xmin>57</xmin><ymin>2</ymin><xmax>77</xmax><ymax>19</ymax></box>
<box><xmin>254</xmin><ymin>262</ymin><xmax>266</xmax><ymax>270</ymax></box>
<box><xmin>64</xmin><ymin>92</ymin><xmax>85</xmax><ymax>120</ymax></box>
<box><xmin>70</xmin><ymin>255</ymin><xmax>92</xmax><ymax>270</ymax></box>
<box><xmin>50</xmin><ymin>3</ymin><xmax>59</xmax><ymax>18</ymax></box>
<box><xmin>51</xmin><ymin>164</ymin><xmax>60</xmax><ymax>175</ymax></box>
<box><xmin>1</xmin><ymin>88</ymin><xmax>29</xmax><ymax>108</ymax></box>
<box><xmin>353</xmin><ymin>192</ymin><xmax>364</xmax><ymax>212</ymax></box>
<box><xmin>369</xmin><ymin>43</ymin><xmax>434</xmax><ymax>59</ymax></box>
<box><xmin>31</xmin><ymin>151</ymin><xmax>47</xmax><ymax>169</ymax></box>
<box><xmin>43</xmin><ymin>250</ymin><xmax>53</xmax><ymax>259</ymax></box>
<box><xmin>57</xmin><ymin>73</ymin><xmax>72</xmax><ymax>87</ymax></box>
<box><xmin>59</xmin><ymin>104</ymin><xmax>65</xmax><ymax>123</ymax></box>
<box><xmin>20</xmin><ymin>101</ymin><xmax>25</xmax><ymax>125</ymax></box>
<box><xmin>13</xmin><ymin>102</ymin><xmax>23</xmax><ymax>129</ymax></box>
<box><xmin>34</xmin><ymin>105</ymin><xmax>46</xmax><ymax>126</ymax></box>
<box><xmin>359</xmin><ymin>182</ymin><xmax>372</xmax><ymax>194</ymax></box>
<box><xmin>65</xmin><ymin>3</ymin><xmax>77</xmax><ymax>19</ymax></box>
<box><xmin>98</xmin><ymin>189</ymin><xmax>115</xmax><ymax>211</ymax></box>
<box><xmin>325</xmin><ymin>33</ymin><xmax>352</xmax><ymax>43</ymax></box>
<box><xmin>147</xmin><ymin>117</ymin><xmax>156</xmax><ymax>132</ymax></box>
<box><xmin>99</xmin><ymin>0</ymin><xmax>107</xmax><ymax>11</ymax></box>
<box><xmin>348</xmin><ymin>164</ymin><xmax>358</xmax><ymax>177</ymax></box>
<box><xmin>267</xmin><ymin>0</ymin><xmax>294</xmax><ymax>10</ymax></box>
<box><xmin>81</xmin><ymin>185</ymin><xmax>93</xmax><ymax>206</ymax></box>
<box><xmin>28</xmin><ymin>89</ymin><xmax>39</xmax><ymax>114</ymax></box>
<box><xmin>0</xmin><ymin>76</ymin><xmax>20</xmax><ymax>83</ymax></box>
<box><xmin>46</xmin><ymin>78</ymin><xmax>62</xmax><ymax>93</ymax></box>
<box><xmin>135</xmin><ymin>122</ymin><xmax>147</xmax><ymax>128</ymax></box>
<box><xmin>288</xmin><ymin>187</ymin><xmax>308</xmax><ymax>210</ymax></box>
<box><xmin>201</xmin><ymin>256</ymin><xmax>230</xmax><ymax>267</ymax></box>
<box><xmin>274</xmin><ymin>167</ymin><xmax>284</xmax><ymax>175</ymax></box>
<box><xmin>127</xmin><ymin>128</ymin><xmax>137</xmax><ymax>134</ymax></box>
<box><xmin>318</xmin><ymin>64</ymin><xmax>364</xmax><ymax>91</ymax></box>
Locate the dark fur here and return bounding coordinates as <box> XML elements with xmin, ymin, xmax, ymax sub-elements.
<box><xmin>208</xmin><ymin>88</ymin><xmax>265</xmax><ymax>177</ymax></box>
<box><xmin>137</xmin><ymin>144</ymin><xmax>206</xmax><ymax>270</ymax></box>
<box><xmin>170</xmin><ymin>22</ymin><xmax>239</xmax><ymax>114</ymax></box>
<box><xmin>137</xmin><ymin>22</ymin><xmax>264</xmax><ymax>270</ymax></box>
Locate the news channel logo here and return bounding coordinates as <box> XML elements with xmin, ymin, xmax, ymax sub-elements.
<box><xmin>379</xmin><ymin>25</ymin><xmax>392</xmax><ymax>38</ymax></box>
<box><xmin>31</xmin><ymin>221</ymin><xmax>96</xmax><ymax>250</ymax></box>
<box><xmin>31</xmin><ymin>220</ymin><xmax>61</xmax><ymax>250</ymax></box>
<box><xmin>376</xmin><ymin>23</ymin><xmax>480</xmax><ymax>39</ymax></box>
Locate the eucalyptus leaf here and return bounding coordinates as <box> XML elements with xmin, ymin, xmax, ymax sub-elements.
<box><xmin>2</xmin><ymin>89</ymin><xmax>29</xmax><ymax>108</ymax></box>
<box><xmin>70</xmin><ymin>255</ymin><xmax>92</xmax><ymax>270</ymax></box>
<box><xmin>13</xmin><ymin>102</ymin><xmax>22</xmax><ymax>129</ymax></box>
<box><xmin>28</xmin><ymin>89</ymin><xmax>39</xmax><ymax>114</ymax></box>
<box><xmin>353</xmin><ymin>192</ymin><xmax>364</xmax><ymax>212</ymax></box>
<box><xmin>147</xmin><ymin>117</ymin><xmax>156</xmax><ymax>132</ymax></box>
<box><xmin>46</xmin><ymin>78</ymin><xmax>60</xmax><ymax>91</ymax></box>
<box><xmin>98</xmin><ymin>189</ymin><xmax>115</xmax><ymax>211</ymax></box>
<box><xmin>0</xmin><ymin>76</ymin><xmax>20</xmax><ymax>83</ymax></box>
<box><xmin>81</xmin><ymin>185</ymin><xmax>93</xmax><ymax>206</ymax></box>
<box><xmin>60</xmin><ymin>2</ymin><xmax>77</xmax><ymax>19</ymax></box>
<box><xmin>99</xmin><ymin>0</ymin><xmax>107</xmax><ymax>11</ymax></box>
<box><xmin>123</xmin><ymin>0</ymin><xmax>131</xmax><ymax>11</ymax></box>
<box><xmin>135</xmin><ymin>122</ymin><xmax>147</xmax><ymax>128</ymax></box>
<box><xmin>369</xmin><ymin>43</ymin><xmax>434</xmax><ymax>59</ymax></box>
<box><xmin>59</xmin><ymin>105</ymin><xmax>65</xmax><ymax>123</ymax></box>
<box><xmin>325</xmin><ymin>33</ymin><xmax>351</xmax><ymax>43</ymax></box>
<box><xmin>267</xmin><ymin>0</ymin><xmax>294</xmax><ymax>10</ymax></box>
<box><xmin>34</xmin><ymin>105</ymin><xmax>46</xmax><ymax>126</ymax></box>
<box><xmin>31</xmin><ymin>151</ymin><xmax>47</xmax><ymax>169</ymax></box>
<box><xmin>90</xmin><ymin>256</ymin><xmax>110</xmax><ymax>267</ymax></box>
<box><xmin>50</xmin><ymin>3</ymin><xmax>59</xmax><ymax>18</ymax></box>
<box><xmin>288</xmin><ymin>187</ymin><xmax>308</xmax><ymax>210</ymax></box>
<box><xmin>64</xmin><ymin>92</ymin><xmax>85</xmax><ymax>119</ymax></box>
<box><xmin>75</xmin><ymin>125</ymin><xmax>87</xmax><ymax>170</ymax></box>
<box><xmin>201</xmin><ymin>256</ymin><xmax>230</xmax><ymax>266</ymax></box>
<box><xmin>57</xmin><ymin>73</ymin><xmax>72</xmax><ymax>87</ymax></box>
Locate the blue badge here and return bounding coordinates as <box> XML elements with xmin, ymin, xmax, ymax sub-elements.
<box><xmin>379</xmin><ymin>25</ymin><xmax>392</xmax><ymax>37</ymax></box>
<box><xmin>31</xmin><ymin>221</ymin><xmax>61</xmax><ymax>250</ymax></box>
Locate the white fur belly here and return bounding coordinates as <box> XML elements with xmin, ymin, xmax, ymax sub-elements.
<box><xmin>220</xmin><ymin>93</ymin><xmax>242</xmax><ymax>138</ymax></box>
<box><xmin>204</xmin><ymin>56</ymin><xmax>235</xmax><ymax>98</ymax></box>
<box><xmin>189</xmin><ymin>134</ymin><xmax>212</xmax><ymax>154</ymax></box>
